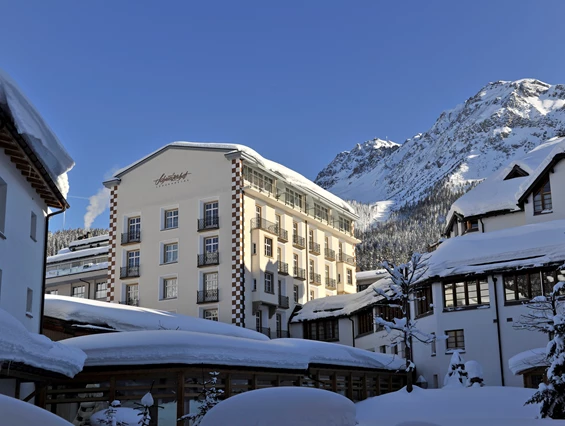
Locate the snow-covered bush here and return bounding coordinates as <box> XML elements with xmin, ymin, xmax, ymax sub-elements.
<box><xmin>91</xmin><ymin>400</ymin><xmax>129</xmax><ymax>426</ymax></box>
<box><xmin>465</xmin><ymin>360</ymin><xmax>484</xmax><ymax>387</ymax></box>
<box><xmin>200</xmin><ymin>387</ymin><xmax>356</xmax><ymax>426</ymax></box>
<box><xmin>444</xmin><ymin>351</ymin><xmax>467</xmax><ymax>387</ymax></box>
<box><xmin>179</xmin><ymin>371</ymin><xmax>223</xmax><ymax>425</ymax></box>
<box><xmin>135</xmin><ymin>392</ymin><xmax>154</xmax><ymax>426</ymax></box>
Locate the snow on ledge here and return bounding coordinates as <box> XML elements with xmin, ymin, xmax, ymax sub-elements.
<box><xmin>61</xmin><ymin>330</ymin><xmax>405</xmax><ymax>371</ymax></box>
<box><xmin>508</xmin><ymin>347</ymin><xmax>549</xmax><ymax>375</ymax></box>
<box><xmin>45</xmin><ymin>295</ymin><xmax>269</xmax><ymax>341</ymax></box>
<box><xmin>0</xmin><ymin>308</ymin><xmax>85</xmax><ymax>377</ymax></box>
<box><xmin>0</xmin><ymin>69</ymin><xmax>74</xmax><ymax>198</ymax></box>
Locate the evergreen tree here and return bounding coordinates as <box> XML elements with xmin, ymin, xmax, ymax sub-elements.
<box><xmin>444</xmin><ymin>351</ymin><xmax>467</xmax><ymax>387</ymax></box>
<box><xmin>179</xmin><ymin>372</ymin><xmax>224</xmax><ymax>425</ymax></box>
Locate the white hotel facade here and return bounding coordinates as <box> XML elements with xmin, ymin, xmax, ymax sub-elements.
<box><xmin>103</xmin><ymin>143</ymin><xmax>359</xmax><ymax>337</ymax></box>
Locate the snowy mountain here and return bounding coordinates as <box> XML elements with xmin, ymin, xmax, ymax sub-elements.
<box><xmin>317</xmin><ymin>79</ymin><xmax>565</xmax><ymax>209</ymax></box>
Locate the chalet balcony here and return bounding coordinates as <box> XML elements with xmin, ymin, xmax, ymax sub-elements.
<box><xmin>251</xmin><ymin>218</ymin><xmax>279</xmax><ymax>236</ymax></box>
<box><xmin>309</xmin><ymin>241</ymin><xmax>321</xmax><ymax>255</ymax></box>
<box><xmin>292</xmin><ymin>234</ymin><xmax>305</xmax><ymax>250</ymax></box>
<box><xmin>121</xmin><ymin>231</ymin><xmax>141</xmax><ymax>245</ymax></box>
<box><xmin>325</xmin><ymin>277</ymin><xmax>337</xmax><ymax>290</ymax></box>
<box><xmin>277</xmin><ymin>261</ymin><xmax>289</xmax><ymax>275</ymax></box>
<box><xmin>256</xmin><ymin>327</ymin><xmax>271</xmax><ymax>337</ymax></box>
<box><xmin>272</xmin><ymin>330</ymin><xmax>289</xmax><ymax>339</ymax></box>
<box><xmin>120</xmin><ymin>266</ymin><xmax>140</xmax><ymax>279</ymax></box>
<box><xmin>293</xmin><ymin>267</ymin><xmax>306</xmax><ymax>281</ymax></box>
<box><xmin>119</xmin><ymin>298</ymin><xmax>139</xmax><ymax>306</ymax></box>
<box><xmin>197</xmin><ymin>216</ymin><xmax>219</xmax><ymax>232</ymax></box>
<box><xmin>278</xmin><ymin>294</ymin><xmax>290</xmax><ymax>309</ymax></box>
<box><xmin>197</xmin><ymin>252</ymin><xmax>219</xmax><ymax>267</ymax></box>
<box><xmin>197</xmin><ymin>289</ymin><xmax>219</xmax><ymax>304</ymax></box>
<box><xmin>337</xmin><ymin>253</ymin><xmax>356</xmax><ymax>266</ymax></box>
<box><xmin>310</xmin><ymin>273</ymin><xmax>322</xmax><ymax>286</ymax></box>
<box><xmin>324</xmin><ymin>248</ymin><xmax>336</xmax><ymax>261</ymax></box>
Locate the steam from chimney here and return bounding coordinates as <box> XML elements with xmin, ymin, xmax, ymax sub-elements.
<box><xmin>84</xmin><ymin>187</ymin><xmax>110</xmax><ymax>229</ymax></box>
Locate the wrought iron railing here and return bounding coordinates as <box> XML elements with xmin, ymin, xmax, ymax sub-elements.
<box><xmin>197</xmin><ymin>217</ymin><xmax>219</xmax><ymax>231</ymax></box>
<box><xmin>197</xmin><ymin>289</ymin><xmax>219</xmax><ymax>303</ymax></box>
<box><xmin>325</xmin><ymin>277</ymin><xmax>337</xmax><ymax>290</ymax></box>
<box><xmin>293</xmin><ymin>267</ymin><xmax>306</xmax><ymax>280</ymax></box>
<box><xmin>337</xmin><ymin>253</ymin><xmax>356</xmax><ymax>266</ymax></box>
<box><xmin>120</xmin><ymin>266</ymin><xmax>140</xmax><ymax>278</ymax></box>
<box><xmin>119</xmin><ymin>298</ymin><xmax>139</xmax><ymax>306</ymax></box>
<box><xmin>310</xmin><ymin>273</ymin><xmax>322</xmax><ymax>286</ymax></box>
<box><xmin>251</xmin><ymin>218</ymin><xmax>279</xmax><ymax>235</ymax></box>
<box><xmin>324</xmin><ymin>248</ymin><xmax>336</xmax><ymax>261</ymax></box>
<box><xmin>278</xmin><ymin>295</ymin><xmax>290</xmax><ymax>309</ymax></box>
<box><xmin>309</xmin><ymin>241</ymin><xmax>321</xmax><ymax>255</ymax></box>
<box><xmin>197</xmin><ymin>252</ymin><xmax>219</xmax><ymax>267</ymax></box>
<box><xmin>292</xmin><ymin>234</ymin><xmax>305</xmax><ymax>249</ymax></box>
<box><xmin>121</xmin><ymin>231</ymin><xmax>141</xmax><ymax>245</ymax></box>
<box><xmin>278</xmin><ymin>261</ymin><xmax>289</xmax><ymax>275</ymax></box>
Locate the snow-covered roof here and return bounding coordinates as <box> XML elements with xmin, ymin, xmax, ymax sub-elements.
<box><xmin>60</xmin><ymin>330</ymin><xmax>405</xmax><ymax>371</ymax></box>
<box><xmin>68</xmin><ymin>234</ymin><xmax>109</xmax><ymax>249</ymax></box>
<box><xmin>0</xmin><ymin>308</ymin><xmax>85</xmax><ymax>377</ymax></box>
<box><xmin>0</xmin><ymin>69</ymin><xmax>74</xmax><ymax>198</ymax></box>
<box><xmin>291</xmin><ymin>278</ymin><xmax>391</xmax><ymax>323</ymax></box>
<box><xmin>356</xmin><ymin>269</ymin><xmax>388</xmax><ymax>281</ymax></box>
<box><xmin>47</xmin><ymin>246</ymin><xmax>108</xmax><ymax>264</ymax></box>
<box><xmin>106</xmin><ymin>142</ymin><xmax>357</xmax><ymax>217</ymax></box>
<box><xmin>448</xmin><ymin>137</ymin><xmax>565</xmax><ymax>222</ymax></box>
<box><xmin>508</xmin><ymin>347</ymin><xmax>549</xmax><ymax>375</ymax></box>
<box><xmin>45</xmin><ymin>295</ymin><xmax>269</xmax><ymax>341</ymax></box>
<box><xmin>0</xmin><ymin>394</ymin><xmax>74</xmax><ymax>426</ymax></box>
<box><xmin>423</xmin><ymin>219</ymin><xmax>565</xmax><ymax>281</ymax></box>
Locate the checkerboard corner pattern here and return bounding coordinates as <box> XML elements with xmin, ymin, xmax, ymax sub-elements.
<box><xmin>106</xmin><ymin>186</ymin><xmax>118</xmax><ymax>302</ymax></box>
<box><xmin>231</xmin><ymin>158</ymin><xmax>245</xmax><ymax>326</ymax></box>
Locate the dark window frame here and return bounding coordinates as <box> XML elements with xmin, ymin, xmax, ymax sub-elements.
<box><xmin>445</xmin><ymin>329</ymin><xmax>465</xmax><ymax>351</ymax></box>
<box><xmin>443</xmin><ymin>278</ymin><xmax>489</xmax><ymax>311</ymax></box>
<box><xmin>415</xmin><ymin>285</ymin><xmax>434</xmax><ymax>318</ymax></box>
<box><xmin>503</xmin><ymin>270</ymin><xmax>556</xmax><ymax>304</ymax></box>
<box><xmin>304</xmin><ymin>318</ymin><xmax>339</xmax><ymax>342</ymax></box>
<box><xmin>357</xmin><ymin>309</ymin><xmax>374</xmax><ymax>336</ymax></box>
<box><xmin>533</xmin><ymin>176</ymin><xmax>552</xmax><ymax>215</ymax></box>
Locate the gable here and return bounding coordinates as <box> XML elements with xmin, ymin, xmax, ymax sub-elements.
<box><xmin>503</xmin><ymin>165</ymin><xmax>529</xmax><ymax>180</ymax></box>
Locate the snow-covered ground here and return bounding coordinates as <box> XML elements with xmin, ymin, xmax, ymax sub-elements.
<box><xmin>0</xmin><ymin>394</ymin><xmax>73</xmax><ymax>426</ymax></box>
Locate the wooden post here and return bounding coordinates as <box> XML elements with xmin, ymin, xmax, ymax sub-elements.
<box><xmin>346</xmin><ymin>373</ymin><xmax>353</xmax><ymax>400</ymax></box>
<box><xmin>225</xmin><ymin>373</ymin><xmax>231</xmax><ymax>398</ymax></box>
<box><xmin>176</xmin><ymin>371</ymin><xmax>185</xmax><ymax>426</ymax></box>
<box><xmin>331</xmin><ymin>372</ymin><xmax>337</xmax><ymax>393</ymax></box>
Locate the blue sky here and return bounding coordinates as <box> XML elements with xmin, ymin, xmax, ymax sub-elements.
<box><xmin>2</xmin><ymin>1</ymin><xmax>564</xmax><ymax>230</ymax></box>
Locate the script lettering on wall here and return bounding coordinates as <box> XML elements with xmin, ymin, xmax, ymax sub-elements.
<box><xmin>154</xmin><ymin>171</ymin><xmax>191</xmax><ymax>187</ymax></box>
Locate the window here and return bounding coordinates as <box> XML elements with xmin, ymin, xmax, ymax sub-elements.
<box><xmin>275</xmin><ymin>214</ymin><xmax>282</xmax><ymax>232</ymax></box>
<box><xmin>375</xmin><ymin>304</ymin><xmax>402</xmax><ymax>327</ymax></box>
<box><xmin>443</xmin><ymin>278</ymin><xmax>489</xmax><ymax>309</ymax></box>
<box><xmin>277</xmin><ymin>247</ymin><xmax>281</xmax><ymax>262</ymax></box>
<box><xmin>0</xmin><ymin>177</ymin><xmax>7</xmax><ymax>236</ymax></box>
<box><xmin>446</xmin><ymin>329</ymin><xmax>465</xmax><ymax>351</ymax></box>
<box><xmin>324</xmin><ymin>236</ymin><xmax>329</xmax><ymax>251</ymax></box>
<box><xmin>304</xmin><ymin>319</ymin><xmax>339</xmax><ymax>341</ymax></box>
<box><xmin>265</xmin><ymin>272</ymin><xmax>274</xmax><ymax>294</ymax></box>
<box><xmin>95</xmin><ymin>282</ymin><xmax>107</xmax><ymax>299</ymax></box>
<box><xmin>309</xmin><ymin>259</ymin><xmax>315</xmax><ymax>279</ymax></box>
<box><xmin>243</xmin><ymin>166</ymin><xmax>274</xmax><ymax>193</ymax></box>
<box><xmin>314</xmin><ymin>203</ymin><xmax>329</xmax><ymax>222</ymax></box>
<box><xmin>255</xmin><ymin>205</ymin><xmax>262</xmax><ymax>222</ymax></box>
<box><xmin>293</xmin><ymin>285</ymin><xmax>299</xmax><ymax>303</ymax></box>
<box><xmin>358</xmin><ymin>309</ymin><xmax>373</xmax><ymax>335</ymax></box>
<box><xmin>533</xmin><ymin>176</ymin><xmax>552</xmax><ymax>215</ymax></box>
<box><xmin>325</xmin><ymin>265</ymin><xmax>330</xmax><ymax>282</ymax></box>
<box><xmin>504</xmin><ymin>270</ymin><xmax>557</xmax><ymax>302</ymax></box>
<box><xmin>285</xmin><ymin>188</ymin><xmax>303</xmax><ymax>209</ymax></box>
<box><xmin>415</xmin><ymin>286</ymin><xmax>434</xmax><ymax>317</ymax></box>
<box><xmin>26</xmin><ymin>288</ymin><xmax>33</xmax><ymax>315</ymax></box>
<box><xmin>30</xmin><ymin>211</ymin><xmax>37</xmax><ymax>241</ymax></box>
<box><xmin>255</xmin><ymin>310</ymin><xmax>262</xmax><ymax>329</ymax></box>
<box><xmin>204</xmin><ymin>201</ymin><xmax>219</xmax><ymax>226</ymax></box>
<box><xmin>72</xmin><ymin>285</ymin><xmax>85</xmax><ymax>298</ymax></box>
<box><xmin>164</xmin><ymin>209</ymin><xmax>178</xmax><ymax>229</ymax></box>
<box><xmin>163</xmin><ymin>277</ymin><xmax>178</xmax><ymax>299</ymax></box>
<box><xmin>292</xmin><ymin>222</ymin><xmax>299</xmax><ymax>238</ymax></box>
<box><xmin>253</xmin><ymin>279</ymin><xmax>257</xmax><ymax>291</ymax></box>
<box><xmin>252</xmin><ymin>243</ymin><xmax>257</xmax><ymax>255</ymax></box>
<box><xmin>310</xmin><ymin>290</ymin><xmax>314</xmax><ymax>301</ymax></box>
<box><xmin>309</xmin><ymin>229</ymin><xmax>314</xmax><ymax>243</ymax></box>
<box><xmin>204</xmin><ymin>309</ymin><xmax>218</xmax><ymax>321</ymax></box>
<box><xmin>276</xmin><ymin>313</ymin><xmax>282</xmax><ymax>334</ymax></box>
<box><xmin>431</xmin><ymin>332</ymin><xmax>437</xmax><ymax>356</ymax></box>
<box><xmin>164</xmin><ymin>243</ymin><xmax>178</xmax><ymax>263</ymax></box>
<box><xmin>128</xmin><ymin>250</ymin><xmax>140</xmax><ymax>268</ymax></box>
<box><xmin>126</xmin><ymin>284</ymin><xmax>139</xmax><ymax>305</ymax></box>
<box><xmin>204</xmin><ymin>272</ymin><xmax>218</xmax><ymax>291</ymax></box>
<box><xmin>293</xmin><ymin>254</ymin><xmax>299</xmax><ymax>271</ymax></box>
<box><xmin>347</xmin><ymin>269</ymin><xmax>353</xmax><ymax>285</ymax></box>
<box><xmin>128</xmin><ymin>216</ymin><xmax>141</xmax><ymax>238</ymax></box>
<box><xmin>338</xmin><ymin>217</ymin><xmax>350</xmax><ymax>233</ymax></box>
<box><xmin>338</xmin><ymin>242</ymin><xmax>343</xmax><ymax>259</ymax></box>
<box><xmin>205</xmin><ymin>236</ymin><xmax>219</xmax><ymax>253</ymax></box>
<box><xmin>464</xmin><ymin>219</ymin><xmax>479</xmax><ymax>233</ymax></box>
<box><xmin>379</xmin><ymin>345</ymin><xmax>387</xmax><ymax>354</ymax></box>
<box><xmin>264</xmin><ymin>237</ymin><xmax>273</xmax><ymax>257</ymax></box>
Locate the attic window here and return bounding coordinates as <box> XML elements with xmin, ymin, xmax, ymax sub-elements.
<box><xmin>504</xmin><ymin>165</ymin><xmax>529</xmax><ymax>180</ymax></box>
<box><xmin>533</xmin><ymin>176</ymin><xmax>552</xmax><ymax>215</ymax></box>
<box><xmin>464</xmin><ymin>219</ymin><xmax>479</xmax><ymax>233</ymax></box>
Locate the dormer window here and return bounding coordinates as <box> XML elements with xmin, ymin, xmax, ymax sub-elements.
<box><xmin>533</xmin><ymin>177</ymin><xmax>552</xmax><ymax>215</ymax></box>
<box><xmin>504</xmin><ymin>165</ymin><xmax>529</xmax><ymax>180</ymax></box>
<box><xmin>464</xmin><ymin>219</ymin><xmax>479</xmax><ymax>233</ymax></box>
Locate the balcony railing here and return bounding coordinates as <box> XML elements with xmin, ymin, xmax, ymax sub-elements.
<box><xmin>119</xmin><ymin>298</ymin><xmax>139</xmax><ymax>306</ymax></box>
<box><xmin>310</xmin><ymin>273</ymin><xmax>322</xmax><ymax>286</ymax></box>
<box><xmin>309</xmin><ymin>241</ymin><xmax>321</xmax><ymax>255</ymax></box>
<box><xmin>293</xmin><ymin>267</ymin><xmax>306</xmax><ymax>281</ymax></box>
<box><xmin>278</xmin><ymin>295</ymin><xmax>290</xmax><ymax>309</ymax></box>
<box><xmin>324</xmin><ymin>248</ymin><xmax>336</xmax><ymax>261</ymax></box>
<box><xmin>325</xmin><ymin>277</ymin><xmax>337</xmax><ymax>290</ymax></box>
<box><xmin>337</xmin><ymin>253</ymin><xmax>356</xmax><ymax>266</ymax></box>
<box><xmin>197</xmin><ymin>217</ymin><xmax>219</xmax><ymax>231</ymax></box>
<box><xmin>251</xmin><ymin>217</ymin><xmax>279</xmax><ymax>235</ymax></box>
<box><xmin>197</xmin><ymin>252</ymin><xmax>219</xmax><ymax>267</ymax></box>
<box><xmin>120</xmin><ymin>266</ymin><xmax>140</xmax><ymax>278</ymax></box>
<box><xmin>272</xmin><ymin>330</ymin><xmax>289</xmax><ymax>339</ymax></box>
<box><xmin>292</xmin><ymin>234</ymin><xmax>305</xmax><ymax>249</ymax></box>
<box><xmin>197</xmin><ymin>289</ymin><xmax>219</xmax><ymax>304</ymax></box>
<box><xmin>256</xmin><ymin>327</ymin><xmax>271</xmax><ymax>337</ymax></box>
<box><xmin>278</xmin><ymin>261</ymin><xmax>289</xmax><ymax>275</ymax></box>
<box><xmin>121</xmin><ymin>231</ymin><xmax>141</xmax><ymax>245</ymax></box>
<box><xmin>277</xmin><ymin>227</ymin><xmax>288</xmax><ymax>242</ymax></box>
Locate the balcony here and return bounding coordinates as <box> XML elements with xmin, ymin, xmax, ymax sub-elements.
<box><xmin>121</xmin><ymin>231</ymin><xmax>141</xmax><ymax>245</ymax></box>
<box><xmin>251</xmin><ymin>217</ymin><xmax>279</xmax><ymax>236</ymax></box>
<box><xmin>256</xmin><ymin>327</ymin><xmax>271</xmax><ymax>337</ymax></box>
<box><xmin>293</xmin><ymin>267</ymin><xmax>306</xmax><ymax>281</ymax></box>
<box><xmin>325</xmin><ymin>277</ymin><xmax>337</xmax><ymax>290</ymax></box>
<box><xmin>277</xmin><ymin>261</ymin><xmax>289</xmax><ymax>275</ymax></box>
<box><xmin>337</xmin><ymin>253</ymin><xmax>356</xmax><ymax>266</ymax></box>
<box><xmin>272</xmin><ymin>330</ymin><xmax>289</xmax><ymax>339</ymax></box>
<box><xmin>309</xmin><ymin>241</ymin><xmax>321</xmax><ymax>255</ymax></box>
<box><xmin>292</xmin><ymin>234</ymin><xmax>305</xmax><ymax>250</ymax></box>
<box><xmin>324</xmin><ymin>248</ymin><xmax>336</xmax><ymax>261</ymax></box>
<box><xmin>310</xmin><ymin>273</ymin><xmax>322</xmax><ymax>286</ymax></box>
<box><xmin>197</xmin><ymin>217</ymin><xmax>219</xmax><ymax>232</ymax></box>
<box><xmin>197</xmin><ymin>289</ymin><xmax>219</xmax><ymax>304</ymax></box>
<box><xmin>120</xmin><ymin>266</ymin><xmax>140</xmax><ymax>279</ymax></box>
<box><xmin>277</xmin><ymin>227</ymin><xmax>289</xmax><ymax>243</ymax></box>
<box><xmin>119</xmin><ymin>298</ymin><xmax>139</xmax><ymax>306</ymax></box>
<box><xmin>197</xmin><ymin>252</ymin><xmax>219</xmax><ymax>267</ymax></box>
<box><xmin>278</xmin><ymin>294</ymin><xmax>290</xmax><ymax>309</ymax></box>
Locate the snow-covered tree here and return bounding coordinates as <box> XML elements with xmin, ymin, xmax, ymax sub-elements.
<box><xmin>135</xmin><ymin>392</ymin><xmax>154</xmax><ymax>426</ymax></box>
<box><xmin>517</xmin><ymin>268</ymin><xmax>565</xmax><ymax>419</ymax></box>
<box><xmin>444</xmin><ymin>351</ymin><xmax>467</xmax><ymax>387</ymax></box>
<box><xmin>374</xmin><ymin>252</ymin><xmax>438</xmax><ymax>392</ymax></box>
<box><xmin>98</xmin><ymin>400</ymin><xmax>128</xmax><ymax>426</ymax></box>
<box><xmin>465</xmin><ymin>360</ymin><xmax>484</xmax><ymax>387</ymax></box>
<box><xmin>179</xmin><ymin>372</ymin><xmax>224</xmax><ymax>425</ymax></box>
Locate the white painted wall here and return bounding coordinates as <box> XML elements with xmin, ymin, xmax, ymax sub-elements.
<box><xmin>481</xmin><ymin>211</ymin><xmax>525</xmax><ymax>232</ymax></box>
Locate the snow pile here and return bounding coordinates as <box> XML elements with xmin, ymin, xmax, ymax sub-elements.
<box><xmin>109</xmin><ymin>141</ymin><xmax>357</xmax><ymax>216</ymax></box>
<box><xmin>291</xmin><ymin>277</ymin><xmax>392</xmax><ymax>322</ymax></box>
<box><xmin>0</xmin><ymin>68</ymin><xmax>74</xmax><ymax>197</ymax></box>
<box><xmin>0</xmin><ymin>308</ymin><xmax>85</xmax><ymax>377</ymax></box>
<box><xmin>61</xmin><ymin>330</ymin><xmax>405</xmax><ymax>371</ymax></box>
<box><xmin>200</xmin><ymin>387</ymin><xmax>357</xmax><ymax>426</ymax></box>
<box><xmin>90</xmin><ymin>405</ymin><xmax>140</xmax><ymax>426</ymax></box>
<box><xmin>356</xmin><ymin>386</ymin><xmax>543</xmax><ymax>426</ymax></box>
<box><xmin>509</xmin><ymin>347</ymin><xmax>549</xmax><ymax>375</ymax></box>
<box><xmin>45</xmin><ymin>295</ymin><xmax>268</xmax><ymax>341</ymax></box>
<box><xmin>0</xmin><ymin>394</ymin><xmax>74</xmax><ymax>426</ymax></box>
<box><xmin>422</xmin><ymin>219</ymin><xmax>565</xmax><ymax>280</ymax></box>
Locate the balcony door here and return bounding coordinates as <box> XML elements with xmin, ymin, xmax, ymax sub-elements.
<box><xmin>204</xmin><ymin>237</ymin><xmax>219</xmax><ymax>264</ymax></box>
<box><xmin>126</xmin><ymin>284</ymin><xmax>139</xmax><ymax>305</ymax></box>
<box><xmin>276</xmin><ymin>313</ymin><xmax>282</xmax><ymax>336</ymax></box>
<box><xmin>127</xmin><ymin>250</ymin><xmax>140</xmax><ymax>275</ymax></box>
<box><xmin>204</xmin><ymin>201</ymin><xmax>218</xmax><ymax>227</ymax></box>
<box><xmin>128</xmin><ymin>217</ymin><xmax>141</xmax><ymax>239</ymax></box>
